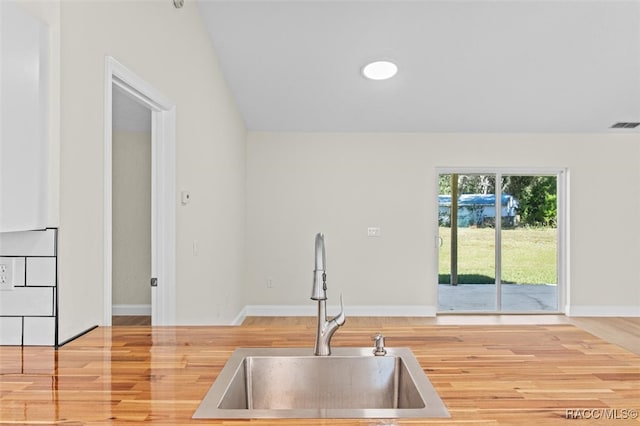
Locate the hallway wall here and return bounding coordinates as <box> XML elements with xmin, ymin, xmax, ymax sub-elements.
<box><xmin>58</xmin><ymin>0</ymin><xmax>246</xmax><ymax>340</ymax></box>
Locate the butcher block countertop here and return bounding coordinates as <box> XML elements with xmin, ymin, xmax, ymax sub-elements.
<box><xmin>0</xmin><ymin>319</ymin><xmax>639</xmax><ymax>425</ymax></box>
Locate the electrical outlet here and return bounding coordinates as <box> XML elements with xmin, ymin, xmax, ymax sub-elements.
<box><xmin>266</xmin><ymin>278</ymin><xmax>274</xmax><ymax>289</ymax></box>
<box><xmin>0</xmin><ymin>258</ymin><xmax>14</xmax><ymax>291</ymax></box>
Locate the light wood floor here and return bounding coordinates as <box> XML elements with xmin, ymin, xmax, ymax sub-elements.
<box><xmin>112</xmin><ymin>315</ymin><xmax>151</xmax><ymax>326</ymax></box>
<box><xmin>243</xmin><ymin>315</ymin><xmax>640</xmax><ymax>355</ymax></box>
<box><xmin>0</xmin><ymin>316</ymin><xmax>638</xmax><ymax>425</ymax></box>
<box><xmin>567</xmin><ymin>317</ymin><xmax>640</xmax><ymax>356</ymax></box>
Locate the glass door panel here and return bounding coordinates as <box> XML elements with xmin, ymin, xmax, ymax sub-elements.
<box><xmin>500</xmin><ymin>175</ymin><xmax>558</xmax><ymax>311</ymax></box>
<box><xmin>438</xmin><ymin>173</ymin><xmax>496</xmax><ymax>311</ymax></box>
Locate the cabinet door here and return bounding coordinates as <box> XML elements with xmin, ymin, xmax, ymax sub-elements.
<box><xmin>0</xmin><ymin>2</ymin><xmax>48</xmax><ymax>232</ymax></box>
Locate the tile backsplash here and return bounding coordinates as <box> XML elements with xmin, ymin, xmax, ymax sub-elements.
<box><xmin>0</xmin><ymin>229</ymin><xmax>57</xmax><ymax>346</ymax></box>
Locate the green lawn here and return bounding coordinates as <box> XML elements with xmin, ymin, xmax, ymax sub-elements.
<box><xmin>438</xmin><ymin>226</ymin><xmax>557</xmax><ymax>285</ymax></box>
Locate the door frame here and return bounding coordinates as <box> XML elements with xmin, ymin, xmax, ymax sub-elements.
<box><xmin>104</xmin><ymin>56</ymin><xmax>176</xmax><ymax>325</ymax></box>
<box><xmin>435</xmin><ymin>167</ymin><xmax>568</xmax><ymax>313</ymax></box>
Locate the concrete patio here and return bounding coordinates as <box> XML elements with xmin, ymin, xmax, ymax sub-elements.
<box><xmin>438</xmin><ymin>283</ymin><xmax>558</xmax><ymax>312</ymax></box>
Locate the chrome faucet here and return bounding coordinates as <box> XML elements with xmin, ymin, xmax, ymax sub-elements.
<box><xmin>311</xmin><ymin>233</ymin><xmax>345</xmax><ymax>356</ymax></box>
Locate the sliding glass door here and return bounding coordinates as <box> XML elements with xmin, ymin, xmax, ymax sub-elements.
<box><xmin>438</xmin><ymin>170</ymin><xmax>562</xmax><ymax>313</ymax></box>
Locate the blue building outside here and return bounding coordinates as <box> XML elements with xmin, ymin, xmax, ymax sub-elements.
<box><xmin>439</xmin><ymin>194</ymin><xmax>519</xmax><ymax>227</ymax></box>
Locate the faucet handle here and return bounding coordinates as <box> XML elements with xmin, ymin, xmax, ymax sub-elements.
<box><xmin>333</xmin><ymin>293</ymin><xmax>346</xmax><ymax>326</ymax></box>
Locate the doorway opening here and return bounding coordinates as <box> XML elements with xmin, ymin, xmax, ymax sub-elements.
<box><xmin>111</xmin><ymin>86</ymin><xmax>152</xmax><ymax>326</ymax></box>
<box><xmin>437</xmin><ymin>169</ymin><xmax>566</xmax><ymax>313</ymax></box>
<box><xmin>104</xmin><ymin>57</ymin><xmax>176</xmax><ymax>326</ymax></box>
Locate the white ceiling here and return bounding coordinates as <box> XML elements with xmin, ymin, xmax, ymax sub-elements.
<box><xmin>197</xmin><ymin>0</ymin><xmax>640</xmax><ymax>133</ymax></box>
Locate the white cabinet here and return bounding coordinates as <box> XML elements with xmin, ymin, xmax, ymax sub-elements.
<box><xmin>0</xmin><ymin>1</ymin><xmax>49</xmax><ymax>232</ymax></box>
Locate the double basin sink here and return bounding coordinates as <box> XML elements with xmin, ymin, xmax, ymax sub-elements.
<box><xmin>193</xmin><ymin>347</ymin><xmax>450</xmax><ymax>419</ymax></box>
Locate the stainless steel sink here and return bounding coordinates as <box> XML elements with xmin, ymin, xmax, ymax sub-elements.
<box><xmin>193</xmin><ymin>347</ymin><xmax>450</xmax><ymax>419</ymax></box>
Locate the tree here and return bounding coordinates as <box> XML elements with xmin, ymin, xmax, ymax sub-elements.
<box><xmin>503</xmin><ymin>175</ymin><xmax>557</xmax><ymax>227</ymax></box>
<box><xmin>439</xmin><ymin>174</ymin><xmax>495</xmax><ymax>195</ymax></box>
<box><xmin>440</xmin><ymin>174</ymin><xmax>558</xmax><ymax>228</ymax></box>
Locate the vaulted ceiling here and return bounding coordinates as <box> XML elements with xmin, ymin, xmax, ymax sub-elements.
<box><xmin>197</xmin><ymin>0</ymin><xmax>640</xmax><ymax>134</ymax></box>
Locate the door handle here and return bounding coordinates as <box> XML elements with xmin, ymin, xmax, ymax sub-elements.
<box><xmin>150</xmin><ymin>277</ymin><xmax>158</xmax><ymax>287</ymax></box>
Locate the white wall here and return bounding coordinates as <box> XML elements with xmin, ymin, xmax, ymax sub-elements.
<box><xmin>58</xmin><ymin>0</ymin><xmax>246</xmax><ymax>340</ymax></box>
<box><xmin>112</xmin><ymin>131</ymin><xmax>151</xmax><ymax>307</ymax></box>
<box><xmin>246</xmin><ymin>132</ymin><xmax>640</xmax><ymax>316</ymax></box>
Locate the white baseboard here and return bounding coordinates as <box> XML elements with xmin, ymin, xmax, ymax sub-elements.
<box><xmin>231</xmin><ymin>306</ymin><xmax>248</xmax><ymax>325</ymax></box>
<box><xmin>112</xmin><ymin>304</ymin><xmax>151</xmax><ymax>316</ymax></box>
<box><xmin>566</xmin><ymin>305</ymin><xmax>640</xmax><ymax>317</ymax></box>
<box><xmin>233</xmin><ymin>305</ymin><xmax>437</xmax><ymax>325</ymax></box>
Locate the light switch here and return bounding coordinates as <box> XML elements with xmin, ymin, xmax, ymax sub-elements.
<box><xmin>367</xmin><ymin>227</ymin><xmax>381</xmax><ymax>237</ymax></box>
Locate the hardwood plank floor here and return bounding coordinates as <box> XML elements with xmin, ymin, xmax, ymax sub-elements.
<box><xmin>567</xmin><ymin>317</ymin><xmax>640</xmax><ymax>356</ymax></box>
<box><xmin>0</xmin><ymin>318</ymin><xmax>639</xmax><ymax>425</ymax></box>
<box><xmin>243</xmin><ymin>315</ymin><xmax>640</xmax><ymax>355</ymax></box>
<box><xmin>112</xmin><ymin>315</ymin><xmax>151</xmax><ymax>326</ymax></box>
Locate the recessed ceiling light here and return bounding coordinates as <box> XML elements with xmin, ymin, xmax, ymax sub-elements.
<box><xmin>362</xmin><ymin>60</ymin><xmax>398</xmax><ymax>80</ymax></box>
